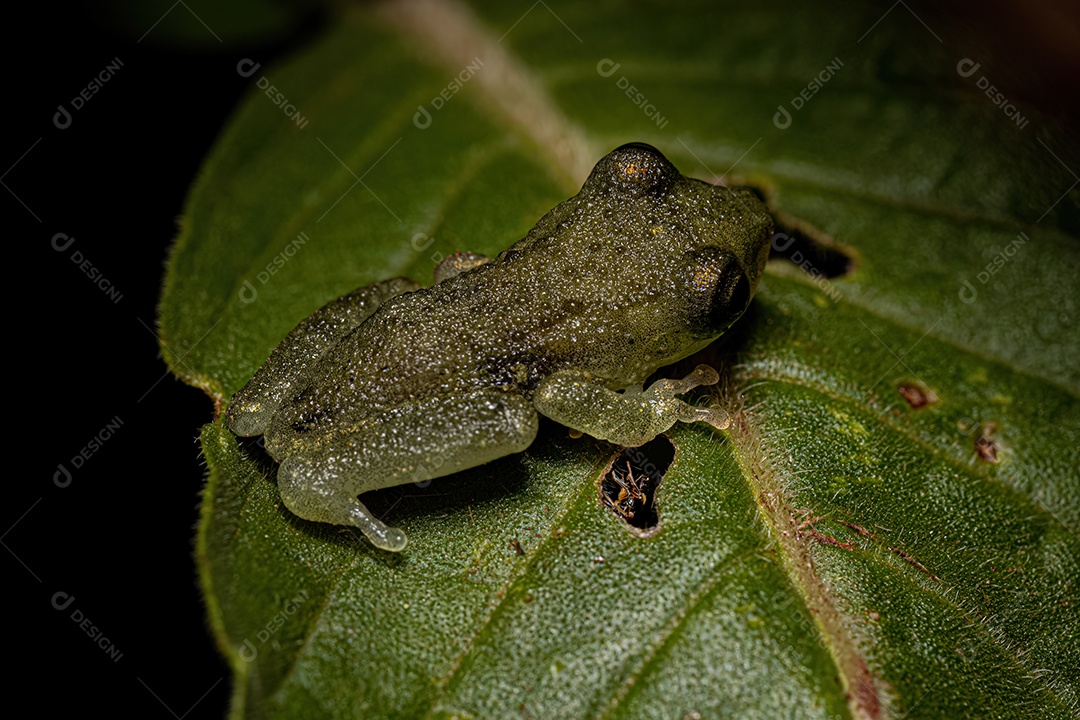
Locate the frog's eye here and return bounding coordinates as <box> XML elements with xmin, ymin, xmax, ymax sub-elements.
<box><xmin>685</xmin><ymin>248</ymin><xmax>752</xmax><ymax>335</ymax></box>
<box><xmin>586</xmin><ymin>142</ymin><xmax>680</xmax><ymax>197</ymax></box>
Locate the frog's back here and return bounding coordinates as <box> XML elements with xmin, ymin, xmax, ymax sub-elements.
<box><xmin>266</xmin><ymin>142</ymin><xmax>771</xmax><ymax>448</ymax></box>
<box><xmin>265</xmin><ymin>252</ymin><xmax>670</xmax><ymax>449</ymax></box>
<box><xmin>291</xmin><ymin>251</ymin><xmax>660</xmax><ymax>411</ymax></box>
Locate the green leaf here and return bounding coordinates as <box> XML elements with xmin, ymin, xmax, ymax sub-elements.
<box><xmin>161</xmin><ymin>1</ymin><xmax>1080</xmax><ymax>717</ymax></box>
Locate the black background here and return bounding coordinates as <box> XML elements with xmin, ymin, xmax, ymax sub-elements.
<box><xmin>11</xmin><ymin>1</ymin><xmax>1076</xmax><ymax>717</ymax></box>
<box><xmin>14</xmin><ymin>3</ymin><xmax>326</xmax><ymax>716</ymax></box>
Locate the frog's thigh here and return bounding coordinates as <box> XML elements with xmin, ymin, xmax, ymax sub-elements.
<box><xmin>532</xmin><ymin>365</ymin><xmax>729</xmax><ymax>447</ymax></box>
<box><xmin>228</xmin><ymin>277</ymin><xmax>418</xmax><ymax>436</ymax></box>
<box><xmin>276</xmin><ymin>389</ymin><xmax>538</xmax><ymax>552</ymax></box>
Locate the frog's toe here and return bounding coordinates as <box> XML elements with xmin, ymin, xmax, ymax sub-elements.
<box><xmin>277</xmin><ymin>456</ymin><xmax>410</xmax><ymax>552</ymax></box>
<box><xmin>347</xmin><ymin>500</ymin><xmax>406</xmax><ymax>552</ymax></box>
<box><xmin>365</xmin><ymin>522</ymin><xmax>408</xmax><ymax>553</ymax></box>
<box><xmin>675</xmin><ymin>402</ymin><xmax>730</xmax><ymax>431</ymax></box>
<box><xmin>347</xmin><ymin>502</ymin><xmax>408</xmax><ymax>552</ymax></box>
<box><xmin>644</xmin><ymin>364</ymin><xmax>719</xmax><ymax>397</ymax></box>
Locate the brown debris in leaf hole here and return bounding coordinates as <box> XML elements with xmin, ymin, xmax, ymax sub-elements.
<box><xmin>599</xmin><ymin>436</ymin><xmax>674</xmax><ymax>535</ymax></box>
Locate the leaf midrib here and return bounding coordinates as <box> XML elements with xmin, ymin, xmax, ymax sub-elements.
<box><xmin>736</xmin><ymin>345</ymin><xmax>1079</xmax><ymax>538</ymax></box>
<box><xmin>733</xmin><ymin>354</ymin><xmax>1076</xmax><ymax>712</ymax></box>
<box><xmin>809</xmin><ymin>515</ymin><xmax>1077</xmax><ymax>715</ymax></box>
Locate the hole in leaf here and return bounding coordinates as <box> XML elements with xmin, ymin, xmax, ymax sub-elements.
<box><xmin>599</xmin><ymin>435</ymin><xmax>676</xmax><ymax>535</ymax></box>
<box><xmin>768</xmin><ymin>212</ymin><xmax>854</xmax><ymax>279</ymax></box>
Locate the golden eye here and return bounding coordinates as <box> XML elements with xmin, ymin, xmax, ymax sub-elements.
<box><xmin>692</xmin><ymin>265</ymin><xmax>721</xmax><ymax>293</ymax></box>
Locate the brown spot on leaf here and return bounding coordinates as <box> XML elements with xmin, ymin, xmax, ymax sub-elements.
<box><xmin>898</xmin><ymin>382</ymin><xmax>938</xmax><ymax>409</ymax></box>
<box><xmin>853</xmin><ymin>676</ymin><xmax>882</xmax><ymax>719</ymax></box>
<box><xmin>975</xmin><ymin>422</ymin><xmax>1000</xmax><ymax>462</ymax></box>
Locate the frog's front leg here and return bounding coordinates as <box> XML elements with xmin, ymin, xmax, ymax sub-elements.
<box><xmin>227</xmin><ymin>278</ymin><xmax>418</xmax><ymax>437</ymax></box>
<box><xmin>532</xmin><ymin>365</ymin><xmax>729</xmax><ymax>447</ymax></box>
<box><xmin>276</xmin><ymin>389</ymin><xmax>538</xmax><ymax>551</ymax></box>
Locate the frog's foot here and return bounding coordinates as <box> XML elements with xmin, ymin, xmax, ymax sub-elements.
<box><xmin>279</xmin><ymin>458</ymin><xmax>408</xmax><ymax>551</ymax></box>
<box><xmin>275</xmin><ymin>389</ymin><xmax>539</xmax><ymax>552</ymax></box>
<box><xmin>227</xmin><ymin>277</ymin><xmax>419</xmax><ymax>437</ymax></box>
<box><xmin>629</xmin><ymin>364</ymin><xmax>730</xmax><ymax>430</ymax></box>
<box><xmin>533</xmin><ymin>364</ymin><xmax>729</xmax><ymax>447</ymax></box>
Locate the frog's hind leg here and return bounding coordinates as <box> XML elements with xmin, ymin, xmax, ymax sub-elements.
<box><xmin>227</xmin><ymin>278</ymin><xmax>419</xmax><ymax>437</ymax></box>
<box><xmin>275</xmin><ymin>389</ymin><xmax>539</xmax><ymax>552</ymax></box>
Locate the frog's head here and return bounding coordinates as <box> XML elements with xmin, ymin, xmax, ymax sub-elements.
<box><xmin>582</xmin><ymin>143</ymin><xmax>773</xmax><ymax>339</ymax></box>
<box><xmin>581</xmin><ymin>141</ymin><xmax>683</xmax><ymax>199</ymax></box>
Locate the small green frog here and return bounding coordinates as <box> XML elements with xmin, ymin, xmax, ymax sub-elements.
<box><xmin>227</xmin><ymin>143</ymin><xmax>772</xmax><ymax>551</ymax></box>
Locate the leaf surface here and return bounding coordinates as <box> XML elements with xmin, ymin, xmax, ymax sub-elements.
<box><xmin>161</xmin><ymin>2</ymin><xmax>1080</xmax><ymax>717</ymax></box>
